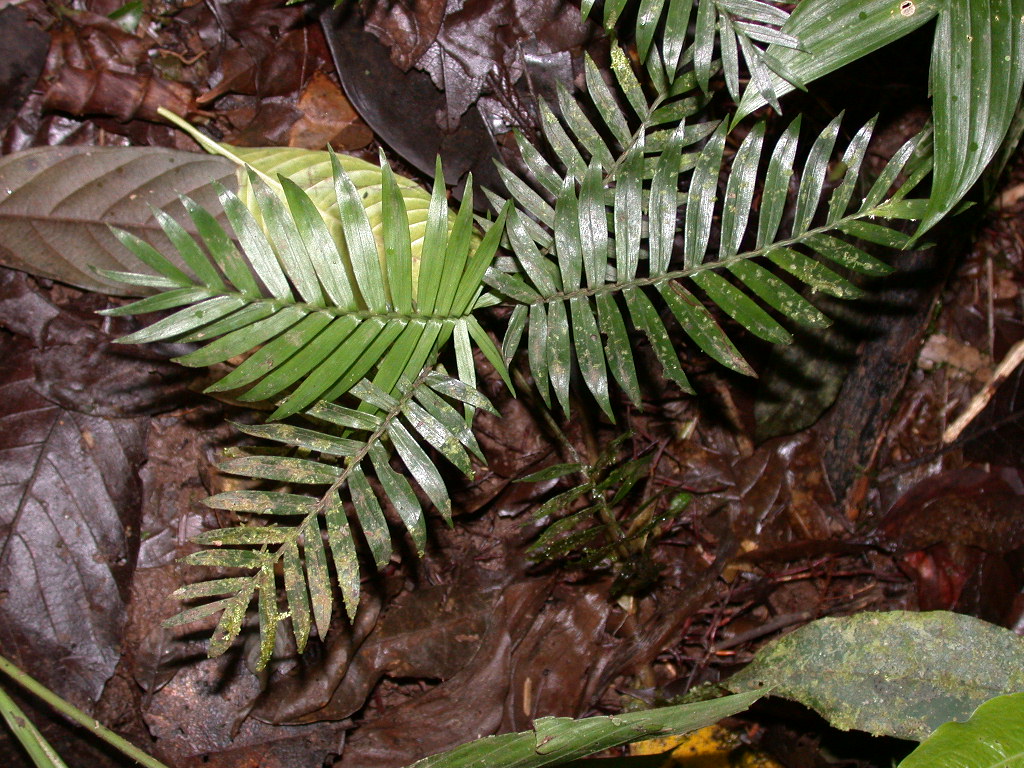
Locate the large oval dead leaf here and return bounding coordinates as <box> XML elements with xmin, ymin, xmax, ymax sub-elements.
<box><xmin>0</xmin><ymin>146</ymin><xmax>235</xmax><ymax>296</ymax></box>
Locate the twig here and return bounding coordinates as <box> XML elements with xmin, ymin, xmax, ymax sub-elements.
<box><xmin>943</xmin><ymin>338</ymin><xmax>1024</xmax><ymax>444</ymax></box>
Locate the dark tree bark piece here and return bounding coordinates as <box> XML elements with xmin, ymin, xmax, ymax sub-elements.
<box><xmin>813</xmin><ymin>229</ymin><xmax>964</xmax><ymax>514</ymax></box>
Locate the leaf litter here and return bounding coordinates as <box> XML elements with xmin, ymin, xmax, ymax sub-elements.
<box><xmin>1</xmin><ymin>1</ymin><xmax>1024</xmax><ymax>768</ymax></box>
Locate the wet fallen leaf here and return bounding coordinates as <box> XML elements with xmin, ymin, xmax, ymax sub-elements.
<box><xmin>0</xmin><ymin>281</ymin><xmax>149</xmax><ymax>711</ymax></box>
<box><xmin>288</xmin><ymin>70</ymin><xmax>373</xmax><ymax>150</ymax></box>
<box><xmin>0</xmin><ymin>6</ymin><xmax>49</xmax><ymax>133</ymax></box>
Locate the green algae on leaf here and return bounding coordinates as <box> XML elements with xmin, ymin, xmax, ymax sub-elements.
<box><xmin>726</xmin><ymin>611</ymin><xmax>1024</xmax><ymax>740</ymax></box>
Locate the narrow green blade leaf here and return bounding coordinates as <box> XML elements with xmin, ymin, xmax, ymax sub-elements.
<box><xmin>307</xmin><ymin>400</ymin><xmax>382</xmax><ymax>431</ymax></box>
<box><xmin>625</xmin><ymin>287</ymin><xmax>693</xmax><ymax>393</ymax></box>
<box><xmin>838</xmin><ymin>220</ymin><xmax>911</xmax><ymax>248</ymax></box>
<box><xmin>175</xmin><ymin>304</ymin><xmax>307</xmax><ymax>368</ymax></box>
<box><xmin>827</xmin><ymin>118</ymin><xmax>876</xmax><ymax>225</ymax></box>
<box><xmin>921</xmin><ymin>1</ymin><xmax>1024</xmax><ymax>233</ymax></box>
<box><xmin>756</xmin><ymin>116</ymin><xmax>801</xmax><ymax>248</ymax></box>
<box><xmin>403</xmin><ymin>399</ymin><xmax>473</xmax><ymax>475</ymax></box>
<box><xmin>720</xmin><ymin>121</ymin><xmax>766</xmax><ymax>259</ymax></box>
<box><xmin>554</xmin><ymin>176</ymin><xmax>583</xmax><ymax>291</ymax></box>
<box><xmin>538</xmin><ymin>99</ymin><xmax>587</xmax><ymax>179</ymax></box>
<box><xmin>153</xmin><ymin>204</ymin><xmax>224</xmax><ymax>289</ymax></box>
<box><xmin>218</xmin><ymin>179</ymin><xmax>292</xmax><ymax>303</ymax></box>
<box><xmin>379</xmin><ymin>152</ymin><xmax>414</xmax><ymax>313</ymax></box>
<box><xmin>614</xmin><ymin>141</ymin><xmax>644</xmax><ymax>281</ymax></box>
<box><xmin>109</xmin><ymin>227</ymin><xmax>192</xmax><ymax>286</ymax></box>
<box><xmin>433</xmin><ymin>183</ymin><xmax>476</xmax><ymax>314</ymax></box>
<box><xmin>192</xmin><ymin>526</ymin><xmax>293</xmax><ymax>546</ymax></box>
<box><xmin>101</xmin><ymin>286</ymin><xmax>213</xmax><ymax>318</ymax></box>
<box><xmin>324</xmin><ymin>490</ymin><xmax>359</xmax><ymax>621</ymax></box>
<box><xmin>241</xmin><ymin>314</ymin><xmax>360</xmax><ymax>405</ymax></box>
<box><xmin>557</xmin><ymin>81</ymin><xmax>615</xmax><ymax>168</ymax></box>
<box><xmin>684</xmin><ymin>121</ymin><xmax>728</xmax><ymax>267</ymax></box>
<box><xmin>280</xmin><ymin>175</ymin><xmax>357</xmax><ymax>309</ymax></box>
<box><xmin>661</xmin><ymin>281</ymin><xmax>755</xmax><ymax>375</ymax></box>
<box><xmin>389</xmin><ymin>420</ymin><xmax>452</xmax><ymax>520</ymax></box>
<box><xmin>209</xmin><ymin>584</ymin><xmax>257</xmax><ymax>658</ymax></box>
<box><xmin>219</xmin><ymin>455</ymin><xmax>342</xmax><ymax>484</ymax></box>
<box><xmin>768</xmin><ymin>248</ymin><xmax>862</xmax><ymax>298</ymax></box>
<box><xmin>368</xmin><ymin>442</ymin><xmax>426</xmax><ymax>553</ymax></box>
<box><xmin>206</xmin><ymin>311</ymin><xmax>331</xmax><ymax>393</ymax></box>
<box><xmin>171</xmin><ymin>577</ymin><xmax>253</xmax><ymax>600</ymax></box>
<box><xmin>315</xmin><ymin>318</ymin><xmax>407</xmax><ymax>406</ymax></box>
<box><xmin>569</xmin><ymin>296</ymin><xmax>612</xmax><ymax>418</ymax></box>
<box><xmin>180</xmin><ymin>549</ymin><xmax>267</xmax><ymax>568</ymax></box>
<box><xmin>803</xmin><ymin>233</ymin><xmax>893</xmax><ymax>276</ymax></box>
<box><xmin>451</xmin><ymin>203</ymin><xmax>509</xmax><ymax>315</ymax></box>
<box><xmin>528</xmin><ymin>303</ymin><xmax>551</xmax><ymax>407</ymax></box>
<box><xmin>584</xmin><ymin>52</ymin><xmax>631</xmax><ymax>147</ymax></box>
<box><xmin>179</xmin><ymin>300</ymin><xmax>276</xmax><ymax>343</ymax></box>
<box><xmin>117</xmin><ymin>295</ymin><xmax>245</xmax><ymax>344</ymax></box>
<box><xmin>596</xmin><ymin>292</ymin><xmax>641</xmax><ymax>406</ymax></box>
<box><xmin>546</xmin><ymin>299</ymin><xmax>572</xmax><ymax>414</ymax></box>
<box><xmin>236</xmin><ymin>422</ymin><xmax>363</xmax><ymax>457</ymax></box>
<box><xmin>348</xmin><ymin>463</ymin><xmax>392</xmax><ymax>568</ymax></box>
<box><xmin>255</xmin><ymin>565</ymin><xmax>278</xmax><ymax>670</ymax></box>
<box><xmin>792</xmin><ymin>114</ymin><xmax>842</xmax><ymax>236</ymax></box>
<box><xmin>300</xmin><ymin>516</ymin><xmax>332</xmax><ymax>640</ymax></box>
<box><xmin>691</xmin><ymin>271</ymin><xmax>791</xmax><ymax>344</ymax></box>
<box><xmin>650</xmin><ymin>123</ymin><xmax>686</xmax><ymax>275</ymax></box>
<box><xmin>281</xmin><ymin>540</ymin><xmax>312</xmax><ymax>652</ymax></box>
<box><xmin>183</xmin><ymin>193</ymin><xmax>260</xmax><ymax>296</ymax></box>
<box><xmin>693</xmin><ymin>0</ymin><xmax>717</xmax><ymax>91</ymax></box>
<box><xmin>417</xmin><ymin>156</ymin><xmax>453</xmax><ymax>314</ymax></box>
<box><xmin>331</xmin><ymin>148</ymin><xmax>386</xmax><ymax>312</ymax></box>
<box><xmin>205</xmin><ymin>490</ymin><xmax>317</xmax><ymax>515</ymax></box>
<box><xmin>245</xmin><ymin>170</ymin><xmax>318</xmax><ymax>302</ymax></box>
<box><xmin>729</xmin><ymin>260</ymin><xmax>830</xmax><ymax>327</ymax></box>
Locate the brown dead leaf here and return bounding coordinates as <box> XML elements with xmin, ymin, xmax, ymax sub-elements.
<box><xmin>288</xmin><ymin>70</ymin><xmax>373</xmax><ymax>150</ymax></box>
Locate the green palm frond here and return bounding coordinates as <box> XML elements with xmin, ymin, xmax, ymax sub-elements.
<box><xmin>581</xmin><ymin>0</ymin><xmax>801</xmax><ymax>106</ymax></box>
<box><xmin>101</xmin><ymin>152</ymin><xmax>510</xmax><ymax>419</ymax></box>
<box><xmin>489</xmin><ymin>50</ymin><xmax>931</xmax><ymax>416</ymax></box>
<box><xmin>165</xmin><ymin>371</ymin><xmax>496</xmax><ymax>670</ymax></box>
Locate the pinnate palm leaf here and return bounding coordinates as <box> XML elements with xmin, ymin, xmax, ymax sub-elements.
<box><xmin>101</xmin><ymin>150</ymin><xmax>510</xmax><ymax>417</ymax></box>
<box><xmin>166</xmin><ymin>371</ymin><xmax>497</xmax><ymax>669</ymax></box>
<box><xmin>582</xmin><ymin>0</ymin><xmax>799</xmax><ymax>106</ymax></box>
<box><xmin>490</xmin><ymin>52</ymin><xmax>931</xmax><ymax>412</ymax></box>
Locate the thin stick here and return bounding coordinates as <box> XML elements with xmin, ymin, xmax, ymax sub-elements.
<box><xmin>943</xmin><ymin>338</ymin><xmax>1024</xmax><ymax>444</ymax></box>
<box><xmin>0</xmin><ymin>655</ymin><xmax>170</xmax><ymax>768</ymax></box>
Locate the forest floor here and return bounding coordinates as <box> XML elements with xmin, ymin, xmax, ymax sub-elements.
<box><xmin>1</xmin><ymin>1</ymin><xmax>1023</xmax><ymax>767</ymax></box>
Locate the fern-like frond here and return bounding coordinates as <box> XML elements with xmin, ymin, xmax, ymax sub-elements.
<box><xmin>581</xmin><ymin>0</ymin><xmax>800</xmax><ymax>106</ymax></box>
<box><xmin>164</xmin><ymin>371</ymin><xmax>497</xmax><ymax>669</ymax></box>
<box><xmin>101</xmin><ymin>153</ymin><xmax>510</xmax><ymax>419</ymax></box>
<box><xmin>492</xmin><ymin>79</ymin><xmax>932</xmax><ymax>414</ymax></box>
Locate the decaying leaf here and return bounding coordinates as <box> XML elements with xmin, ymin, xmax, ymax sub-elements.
<box><xmin>0</xmin><ymin>275</ymin><xmax>149</xmax><ymax>711</ymax></box>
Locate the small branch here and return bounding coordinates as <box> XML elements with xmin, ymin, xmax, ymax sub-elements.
<box><xmin>942</xmin><ymin>338</ymin><xmax>1024</xmax><ymax>444</ymax></box>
